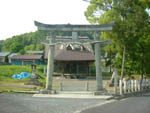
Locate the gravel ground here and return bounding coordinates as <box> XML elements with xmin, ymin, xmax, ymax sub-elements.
<box><xmin>53</xmin><ymin>77</ymin><xmax>110</xmax><ymax>91</ymax></box>
<box><xmin>0</xmin><ymin>94</ymin><xmax>106</xmax><ymax>113</ymax></box>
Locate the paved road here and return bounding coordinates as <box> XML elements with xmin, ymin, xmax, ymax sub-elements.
<box><xmin>0</xmin><ymin>94</ymin><xmax>106</xmax><ymax>113</ymax></box>
<box><xmin>81</xmin><ymin>93</ymin><xmax>150</xmax><ymax>113</ymax></box>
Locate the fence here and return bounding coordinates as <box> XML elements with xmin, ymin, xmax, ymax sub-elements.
<box><xmin>119</xmin><ymin>79</ymin><xmax>150</xmax><ymax>95</ymax></box>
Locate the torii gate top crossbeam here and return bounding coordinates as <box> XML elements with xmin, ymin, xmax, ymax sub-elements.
<box><xmin>34</xmin><ymin>21</ymin><xmax>114</xmax><ymax>32</ymax></box>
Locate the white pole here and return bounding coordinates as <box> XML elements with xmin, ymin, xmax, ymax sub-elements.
<box><xmin>134</xmin><ymin>80</ymin><xmax>138</xmax><ymax>92</ymax></box>
<box><xmin>131</xmin><ymin>80</ymin><xmax>134</xmax><ymax>92</ymax></box>
<box><xmin>123</xmin><ymin>80</ymin><xmax>127</xmax><ymax>94</ymax></box>
<box><xmin>145</xmin><ymin>79</ymin><xmax>148</xmax><ymax>89</ymax></box>
<box><xmin>138</xmin><ymin>79</ymin><xmax>141</xmax><ymax>91</ymax></box>
<box><xmin>120</xmin><ymin>80</ymin><xmax>123</xmax><ymax>95</ymax></box>
<box><xmin>128</xmin><ymin>80</ymin><xmax>131</xmax><ymax>93</ymax></box>
<box><xmin>142</xmin><ymin>79</ymin><xmax>145</xmax><ymax>90</ymax></box>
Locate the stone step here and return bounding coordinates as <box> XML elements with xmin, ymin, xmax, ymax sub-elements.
<box><xmin>56</xmin><ymin>91</ymin><xmax>93</xmax><ymax>95</ymax></box>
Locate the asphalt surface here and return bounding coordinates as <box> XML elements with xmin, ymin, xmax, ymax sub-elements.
<box><xmin>81</xmin><ymin>93</ymin><xmax>150</xmax><ymax>113</ymax></box>
<box><xmin>0</xmin><ymin>94</ymin><xmax>106</xmax><ymax>113</ymax></box>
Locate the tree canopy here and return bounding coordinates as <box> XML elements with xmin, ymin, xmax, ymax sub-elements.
<box><xmin>1</xmin><ymin>31</ymin><xmax>50</xmax><ymax>54</ymax></box>
<box><xmin>85</xmin><ymin>0</ymin><xmax>150</xmax><ymax>77</ymax></box>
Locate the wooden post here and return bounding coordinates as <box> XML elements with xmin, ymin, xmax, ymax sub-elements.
<box><xmin>94</xmin><ymin>31</ymin><xmax>103</xmax><ymax>91</ymax></box>
<box><xmin>85</xmin><ymin>82</ymin><xmax>89</xmax><ymax>91</ymax></box>
<box><xmin>60</xmin><ymin>82</ymin><xmax>63</xmax><ymax>91</ymax></box>
<box><xmin>114</xmin><ymin>69</ymin><xmax>118</xmax><ymax>95</ymax></box>
<box><xmin>120</xmin><ymin>80</ymin><xmax>123</xmax><ymax>95</ymax></box>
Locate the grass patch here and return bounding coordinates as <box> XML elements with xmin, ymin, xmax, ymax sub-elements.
<box><xmin>102</xmin><ymin>72</ymin><xmax>112</xmax><ymax>77</ymax></box>
<box><xmin>0</xmin><ymin>65</ymin><xmax>46</xmax><ymax>87</ymax></box>
<box><xmin>0</xmin><ymin>86</ymin><xmax>39</xmax><ymax>92</ymax></box>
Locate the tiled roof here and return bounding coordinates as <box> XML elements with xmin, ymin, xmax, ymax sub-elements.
<box><xmin>55</xmin><ymin>50</ymin><xmax>95</xmax><ymax>61</ymax></box>
<box><xmin>0</xmin><ymin>52</ymin><xmax>10</xmax><ymax>57</ymax></box>
<box><xmin>10</xmin><ymin>55</ymin><xmax>42</xmax><ymax>60</ymax></box>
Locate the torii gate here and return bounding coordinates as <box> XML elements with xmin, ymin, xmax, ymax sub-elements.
<box><xmin>34</xmin><ymin>21</ymin><xmax>114</xmax><ymax>94</ymax></box>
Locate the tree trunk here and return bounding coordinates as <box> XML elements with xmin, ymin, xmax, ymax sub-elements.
<box><xmin>121</xmin><ymin>44</ymin><xmax>126</xmax><ymax>80</ymax></box>
<box><xmin>141</xmin><ymin>48</ymin><xmax>144</xmax><ymax>80</ymax></box>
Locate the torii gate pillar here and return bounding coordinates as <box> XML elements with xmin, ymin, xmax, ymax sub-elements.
<box><xmin>40</xmin><ymin>32</ymin><xmax>56</xmax><ymax>94</ymax></box>
<box><xmin>46</xmin><ymin>32</ymin><xmax>55</xmax><ymax>90</ymax></box>
<box><xmin>94</xmin><ymin>31</ymin><xmax>103</xmax><ymax>91</ymax></box>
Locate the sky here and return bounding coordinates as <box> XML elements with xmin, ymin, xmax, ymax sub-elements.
<box><xmin>0</xmin><ymin>0</ymin><xmax>90</xmax><ymax>40</ymax></box>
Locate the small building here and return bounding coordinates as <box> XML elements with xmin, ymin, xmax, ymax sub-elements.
<box><xmin>10</xmin><ymin>55</ymin><xmax>43</xmax><ymax>65</ymax></box>
<box><xmin>0</xmin><ymin>52</ymin><xmax>11</xmax><ymax>63</ymax></box>
<box><xmin>44</xmin><ymin>38</ymin><xmax>95</xmax><ymax>78</ymax></box>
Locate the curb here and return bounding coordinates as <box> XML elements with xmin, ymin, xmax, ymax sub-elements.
<box><xmin>0</xmin><ymin>90</ymin><xmax>39</xmax><ymax>94</ymax></box>
<box><xmin>11</xmin><ymin>90</ymin><xmax>39</xmax><ymax>94</ymax></box>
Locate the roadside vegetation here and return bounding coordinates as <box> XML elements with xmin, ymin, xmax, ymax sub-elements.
<box><xmin>0</xmin><ymin>65</ymin><xmax>46</xmax><ymax>92</ymax></box>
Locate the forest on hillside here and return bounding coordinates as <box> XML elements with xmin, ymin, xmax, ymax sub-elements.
<box><xmin>0</xmin><ymin>30</ymin><xmax>94</xmax><ymax>54</ymax></box>
<box><xmin>0</xmin><ymin>31</ymin><xmax>49</xmax><ymax>54</ymax></box>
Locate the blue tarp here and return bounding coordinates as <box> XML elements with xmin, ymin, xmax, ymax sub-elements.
<box><xmin>12</xmin><ymin>72</ymin><xmax>30</xmax><ymax>79</ymax></box>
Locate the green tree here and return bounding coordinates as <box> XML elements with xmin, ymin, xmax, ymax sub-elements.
<box><xmin>85</xmin><ymin>0</ymin><xmax>150</xmax><ymax>78</ymax></box>
<box><xmin>10</xmin><ymin>42</ymin><xmax>23</xmax><ymax>53</ymax></box>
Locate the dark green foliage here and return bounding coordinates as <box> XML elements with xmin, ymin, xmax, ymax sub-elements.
<box><xmin>0</xmin><ymin>40</ymin><xmax>4</xmax><ymax>52</ymax></box>
<box><xmin>85</xmin><ymin>0</ymin><xmax>150</xmax><ymax>77</ymax></box>
<box><xmin>10</xmin><ymin>42</ymin><xmax>24</xmax><ymax>53</ymax></box>
<box><xmin>19</xmin><ymin>49</ymin><xmax>25</xmax><ymax>55</ymax></box>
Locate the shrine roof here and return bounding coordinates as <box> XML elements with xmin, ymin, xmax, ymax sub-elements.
<box><xmin>54</xmin><ymin>50</ymin><xmax>95</xmax><ymax>61</ymax></box>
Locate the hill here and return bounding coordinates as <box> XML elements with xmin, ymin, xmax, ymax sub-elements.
<box><xmin>1</xmin><ymin>31</ymin><xmax>50</xmax><ymax>54</ymax></box>
<box><xmin>0</xmin><ymin>31</ymin><xmax>93</xmax><ymax>54</ymax></box>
